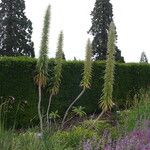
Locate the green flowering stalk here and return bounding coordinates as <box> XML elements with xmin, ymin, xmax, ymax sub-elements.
<box><xmin>34</xmin><ymin>5</ymin><xmax>51</xmax><ymax>133</ymax></box>
<box><xmin>61</xmin><ymin>38</ymin><xmax>92</xmax><ymax>128</ymax></box>
<box><xmin>99</xmin><ymin>21</ymin><xmax>116</xmax><ymax>112</ymax></box>
<box><xmin>46</xmin><ymin>31</ymin><xmax>64</xmax><ymax>127</ymax></box>
<box><xmin>91</xmin><ymin>22</ymin><xmax>116</xmax><ymax>127</ymax></box>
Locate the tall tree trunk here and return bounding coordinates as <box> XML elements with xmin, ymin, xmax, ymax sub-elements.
<box><xmin>61</xmin><ymin>87</ymin><xmax>86</xmax><ymax>128</ymax></box>
<box><xmin>38</xmin><ymin>85</ymin><xmax>43</xmax><ymax>132</ymax></box>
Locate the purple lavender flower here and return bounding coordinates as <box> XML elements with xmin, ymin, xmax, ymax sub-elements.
<box><xmin>82</xmin><ymin>120</ymin><xmax>150</xmax><ymax>150</ymax></box>
<box><xmin>83</xmin><ymin>139</ymin><xmax>93</xmax><ymax>150</ymax></box>
<box><xmin>105</xmin><ymin>123</ymin><xmax>150</xmax><ymax>150</ymax></box>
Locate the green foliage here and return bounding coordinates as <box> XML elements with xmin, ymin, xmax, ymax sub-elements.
<box><xmin>49</xmin><ymin>110</ymin><xmax>60</xmax><ymax>120</ymax></box>
<box><xmin>0</xmin><ymin>129</ymin><xmax>14</xmax><ymax>150</ymax></box>
<box><xmin>99</xmin><ymin>22</ymin><xmax>116</xmax><ymax>112</ymax></box>
<box><xmin>89</xmin><ymin>0</ymin><xmax>124</xmax><ymax>62</ymax></box>
<box><xmin>121</xmin><ymin>89</ymin><xmax>150</xmax><ymax>132</ymax></box>
<box><xmin>51</xmin><ymin>126</ymin><xmax>96</xmax><ymax>149</ymax></box>
<box><xmin>1</xmin><ymin>57</ymin><xmax>150</xmax><ymax>127</ymax></box>
<box><xmin>72</xmin><ymin>106</ymin><xmax>86</xmax><ymax>117</ymax></box>
<box><xmin>0</xmin><ymin>128</ymin><xmax>52</xmax><ymax>150</ymax></box>
<box><xmin>0</xmin><ymin>0</ymin><xmax>35</xmax><ymax>57</ymax></box>
<box><xmin>0</xmin><ymin>125</ymin><xmax>96</xmax><ymax>150</ymax></box>
<box><xmin>82</xmin><ymin>119</ymin><xmax>118</xmax><ymax>139</ymax></box>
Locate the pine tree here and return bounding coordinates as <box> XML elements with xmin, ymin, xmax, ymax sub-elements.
<box><xmin>140</xmin><ymin>51</ymin><xmax>148</xmax><ymax>63</ymax></box>
<box><xmin>0</xmin><ymin>0</ymin><xmax>35</xmax><ymax>57</ymax></box>
<box><xmin>89</xmin><ymin>0</ymin><xmax>124</xmax><ymax>62</ymax></box>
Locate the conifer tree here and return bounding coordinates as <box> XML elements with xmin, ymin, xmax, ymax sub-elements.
<box><xmin>89</xmin><ymin>0</ymin><xmax>124</xmax><ymax>62</ymax></box>
<box><xmin>0</xmin><ymin>0</ymin><xmax>35</xmax><ymax>57</ymax></box>
<box><xmin>140</xmin><ymin>51</ymin><xmax>148</xmax><ymax>63</ymax></box>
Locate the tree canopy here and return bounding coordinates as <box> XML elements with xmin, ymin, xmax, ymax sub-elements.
<box><xmin>0</xmin><ymin>0</ymin><xmax>35</xmax><ymax>57</ymax></box>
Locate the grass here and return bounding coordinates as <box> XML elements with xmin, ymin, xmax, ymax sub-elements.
<box><xmin>120</xmin><ymin>89</ymin><xmax>150</xmax><ymax>132</ymax></box>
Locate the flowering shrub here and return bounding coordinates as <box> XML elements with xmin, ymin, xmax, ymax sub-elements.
<box><xmin>83</xmin><ymin>120</ymin><xmax>150</xmax><ymax>150</ymax></box>
<box><xmin>82</xmin><ymin>130</ymin><xmax>111</xmax><ymax>150</ymax></box>
<box><xmin>105</xmin><ymin>129</ymin><xmax>150</xmax><ymax>150</ymax></box>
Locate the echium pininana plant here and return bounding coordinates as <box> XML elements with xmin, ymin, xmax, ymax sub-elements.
<box><xmin>99</xmin><ymin>21</ymin><xmax>116</xmax><ymax>113</ymax></box>
<box><xmin>46</xmin><ymin>31</ymin><xmax>64</xmax><ymax>127</ymax></box>
<box><xmin>62</xmin><ymin>38</ymin><xmax>93</xmax><ymax>128</ymax></box>
<box><xmin>34</xmin><ymin>5</ymin><xmax>51</xmax><ymax>133</ymax></box>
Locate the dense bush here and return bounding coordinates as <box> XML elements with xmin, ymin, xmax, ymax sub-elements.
<box><xmin>0</xmin><ymin>57</ymin><xmax>150</xmax><ymax>127</ymax></box>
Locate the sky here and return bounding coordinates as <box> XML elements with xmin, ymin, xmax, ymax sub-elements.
<box><xmin>24</xmin><ymin>0</ymin><xmax>150</xmax><ymax>62</ymax></box>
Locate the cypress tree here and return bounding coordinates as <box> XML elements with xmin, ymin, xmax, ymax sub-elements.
<box><xmin>140</xmin><ymin>51</ymin><xmax>148</xmax><ymax>63</ymax></box>
<box><xmin>0</xmin><ymin>0</ymin><xmax>35</xmax><ymax>57</ymax></box>
<box><xmin>89</xmin><ymin>0</ymin><xmax>124</xmax><ymax>62</ymax></box>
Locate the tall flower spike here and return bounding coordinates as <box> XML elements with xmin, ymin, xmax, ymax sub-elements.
<box><xmin>46</xmin><ymin>31</ymin><xmax>64</xmax><ymax>128</ymax></box>
<box><xmin>99</xmin><ymin>21</ymin><xmax>116</xmax><ymax>112</ymax></box>
<box><xmin>34</xmin><ymin>5</ymin><xmax>51</xmax><ymax>133</ymax></box>
<box><xmin>81</xmin><ymin>38</ymin><xmax>92</xmax><ymax>89</ymax></box>
<box><xmin>62</xmin><ymin>38</ymin><xmax>93</xmax><ymax>128</ymax></box>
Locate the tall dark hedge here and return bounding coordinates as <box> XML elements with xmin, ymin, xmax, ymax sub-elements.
<box><xmin>0</xmin><ymin>57</ymin><xmax>150</xmax><ymax>128</ymax></box>
<box><xmin>0</xmin><ymin>0</ymin><xmax>35</xmax><ymax>57</ymax></box>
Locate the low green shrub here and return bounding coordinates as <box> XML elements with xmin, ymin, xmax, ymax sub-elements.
<box><xmin>50</xmin><ymin>126</ymin><xmax>96</xmax><ymax>149</ymax></box>
<box><xmin>81</xmin><ymin>119</ymin><xmax>119</xmax><ymax>139</ymax></box>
